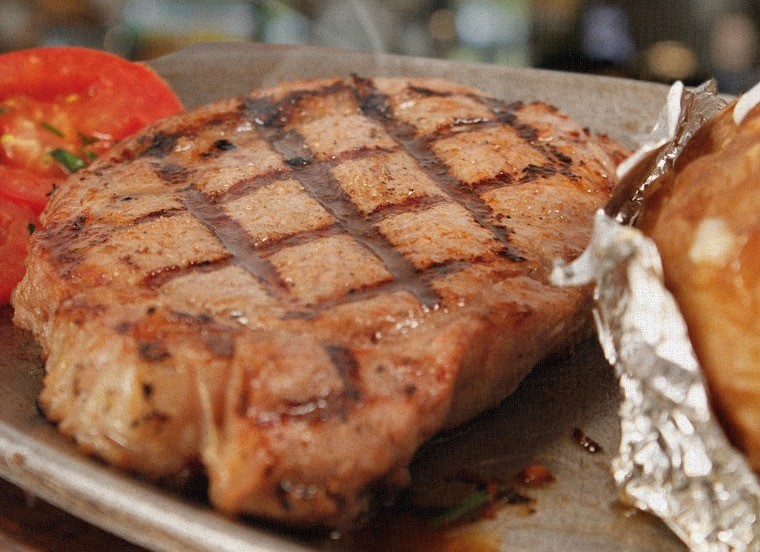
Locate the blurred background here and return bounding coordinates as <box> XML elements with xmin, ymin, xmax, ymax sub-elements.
<box><xmin>0</xmin><ymin>0</ymin><xmax>758</xmax><ymax>94</ymax></box>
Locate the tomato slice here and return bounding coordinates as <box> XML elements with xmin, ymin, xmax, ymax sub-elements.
<box><xmin>0</xmin><ymin>166</ymin><xmax>56</xmax><ymax>215</ymax></box>
<box><xmin>0</xmin><ymin>199</ymin><xmax>37</xmax><ymax>304</ymax></box>
<box><xmin>0</xmin><ymin>46</ymin><xmax>182</xmax><ymax>196</ymax></box>
<box><xmin>0</xmin><ymin>46</ymin><xmax>183</xmax><ymax>304</ymax></box>
<box><xmin>0</xmin><ymin>46</ymin><xmax>183</xmax><ymax>142</ymax></box>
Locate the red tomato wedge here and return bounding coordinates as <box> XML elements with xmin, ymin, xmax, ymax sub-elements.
<box><xmin>0</xmin><ymin>46</ymin><xmax>183</xmax><ymax>304</ymax></box>
<box><xmin>0</xmin><ymin>165</ymin><xmax>52</xmax><ymax>214</ymax></box>
<box><xmin>0</xmin><ymin>199</ymin><xmax>37</xmax><ymax>304</ymax></box>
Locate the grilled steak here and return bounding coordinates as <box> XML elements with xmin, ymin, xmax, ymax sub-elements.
<box><xmin>12</xmin><ymin>76</ymin><xmax>624</xmax><ymax>527</ymax></box>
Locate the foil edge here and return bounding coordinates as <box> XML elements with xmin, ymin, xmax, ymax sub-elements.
<box><xmin>551</xmin><ymin>81</ymin><xmax>760</xmax><ymax>551</ymax></box>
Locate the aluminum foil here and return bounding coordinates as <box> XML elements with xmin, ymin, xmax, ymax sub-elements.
<box><xmin>551</xmin><ymin>81</ymin><xmax>760</xmax><ymax>551</ymax></box>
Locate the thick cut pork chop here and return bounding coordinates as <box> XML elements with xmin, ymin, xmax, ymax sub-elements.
<box><xmin>12</xmin><ymin>76</ymin><xmax>623</xmax><ymax>527</ymax></box>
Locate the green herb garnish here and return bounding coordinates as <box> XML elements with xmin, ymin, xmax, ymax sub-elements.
<box><xmin>427</xmin><ymin>488</ymin><xmax>493</xmax><ymax>528</ymax></box>
<box><xmin>40</xmin><ymin>121</ymin><xmax>64</xmax><ymax>137</ymax></box>
<box><xmin>27</xmin><ymin>223</ymin><xmax>36</xmax><ymax>235</ymax></box>
<box><xmin>0</xmin><ymin>106</ymin><xmax>10</xmax><ymax>116</ymax></box>
<box><xmin>50</xmin><ymin>148</ymin><xmax>86</xmax><ymax>173</ymax></box>
<box><xmin>426</xmin><ymin>484</ymin><xmax>530</xmax><ymax>528</ymax></box>
<box><xmin>78</xmin><ymin>132</ymin><xmax>98</xmax><ymax>145</ymax></box>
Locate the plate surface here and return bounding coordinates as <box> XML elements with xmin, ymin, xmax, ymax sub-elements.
<box><xmin>0</xmin><ymin>43</ymin><xmax>685</xmax><ymax>552</ymax></box>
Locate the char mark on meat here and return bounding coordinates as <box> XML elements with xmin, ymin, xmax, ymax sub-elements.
<box><xmin>351</xmin><ymin>75</ymin><xmax>527</xmax><ymax>263</ymax></box>
<box><xmin>181</xmin><ymin>185</ymin><xmax>290</xmax><ymax>296</ymax></box>
<box><xmin>244</xmin><ymin>100</ymin><xmax>441</xmax><ymax>309</ymax></box>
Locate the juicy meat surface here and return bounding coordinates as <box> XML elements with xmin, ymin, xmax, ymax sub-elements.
<box><xmin>12</xmin><ymin>76</ymin><xmax>621</xmax><ymax>527</ymax></box>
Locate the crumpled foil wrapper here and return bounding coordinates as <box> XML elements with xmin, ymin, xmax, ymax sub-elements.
<box><xmin>551</xmin><ymin>80</ymin><xmax>760</xmax><ymax>551</ymax></box>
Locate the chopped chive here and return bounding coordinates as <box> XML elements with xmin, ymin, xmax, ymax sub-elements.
<box><xmin>50</xmin><ymin>148</ymin><xmax>85</xmax><ymax>173</ymax></box>
<box><xmin>0</xmin><ymin>106</ymin><xmax>10</xmax><ymax>116</ymax></box>
<box><xmin>83</xmin><ymin>149</ymin><xmax>97</xmax><ymax>162</ymax></box>
<box><xmin>425</xmin><ymin>484</ymin><xmax>528</xmax><ymax>528</ymax></box>
<box><xmin>40</xmin><ymin>121</ymin><xmax>64</xmax><ymax>137</ymax></box>
<box><xmin>78</xmin><ymin>132</ymin><xmax>98</xmax><ymax>145</ymax></box>
<box><xmin>27</xmin><ymin>223</ymin><xmax>36</xmax><ymax>235</ymax></box>
<box><xmin>427</xmin><ymin>489</ymin><xmax>491</xmax><ymax>528</ymax></box>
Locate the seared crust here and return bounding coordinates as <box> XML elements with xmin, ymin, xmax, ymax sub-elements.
<box><xmin>638</xmin><ymin>98</ymin><xmax>760</xmax><ymax>470</ymax></box>
<box><xmin>12</xmin><ymin>76</ymin><xmax>619</xmax><ymax>526</ymax></box>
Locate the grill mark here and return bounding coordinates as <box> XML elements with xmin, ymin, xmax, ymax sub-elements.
<box><xmin>316</xmin><ymin>255</ymin><xmax>519</xmax><ymax>310</ymax></box>
<box><xmin>199</xmin><ymin>138</ymin><xmax>237</xmax><ymax>159</ymax></box>
<box><xmin>312</xmin><ymin>277</ymin><xmax>435</xmax><ymax>311</ymax></box>
<box><xmin>220</xmin><ymin>146</ymin><xmax>400</xmax><ymax>205</ymax></box>
<box><xmin>181</xmin><ymin>185</ymin><xmax>290</xmax><ymax>297</ymax></box>
<box><xmin>242</xmin><ymin>96</ymin><xmax>282</xmax><ymax>127</ymax></box>
<box><xmin>241</xmin><ymin>82</ymin><xmax>349</xmax><ymax>128</ymax></box>
<box><xmin>515</xmin><ymin>123</ymin><xmax>539</xmax><ymax>142</ymax></box>
<box><xmin>424</xmin><ymin>258</ymin><xmax>486</xmax><ymax>277</ymax></box>
<box><xmin>138</xmin><ymin>131</ymin><xmax>181</xmax><ymax>158</ymax></box>
<box><xmin>545</xmin><ymin>143</ymin><xmax>574</xmax><ymax>166</ymax></box>
<box><xmin>137</xmin><ymin>111</ymin><xmax>241</xmax><ymax>159</ymax></box>
<box><xmin>43</xmin><ymin>215</ymin><xmax>99</xmax><ymax>277</ymax></box>
<box><xmin>364</xmin><ymin>193</ymin><xmax>448</xmax><ymax>222</ymax></box>
<box><xmin>469</xmin><ymin>94</ymin><xmax>584</xmax><ymax>179</ymax></box>
<box><xmin>470</xmin><ymin>95</ymin><xmax>523</xmax><ymax>124</ymax></box>
<box><xmin>520</xmin><ymin>163</ymin><xmax>560</xmax><ymax>183</ymax></box>
<box><xmin>221</xmin><ymin>169</ymin><xmax>290</xmax><ymax>204</ymax></box>
<box><xmin>467</xmin><ymin>172</ymin><xmax>514</xmax><ymax>194</ymax></box>
<box><xmin>408</xmin><ymin>85</ymin><xmax>451</xmax><ymax>97</ymax></box>
<box><xmin>273</xmin><ymin>129</ymin><xmax>313</xmax><ymax>167</ymax></box>
<box><xmin>131</xmin><ymin>207</ymin><xmax>185</xmax><ymax>226</ymax></box>
<box><xmin>334</xmin><ymin>144</ymin><xmax>399</xmax><ymax>162</ymax></box>
<box><xmin>519</xmin><ymin>163</ymin><xmax>580</xmax><ymax>184</ymax></box>
<box><xmin>246</xmin><ymin>100</ymin><xmax>440</xmax><ymax>309</ymax></box>
<box><xmin>352</xmin><ymin>76</ymin><xmax>525</xmax><ymax>263</ymax></box>
<box><xmin>255</xmin><ymin>223</ymin><xmax>344</xmax><ymax>256</ymax></box>
<box><xmin>139</xmin><ymin>163</ymin><xmax>285</xmax><ymax>292</ymax></box>
<box><xmin>128</xmin><ymin>81</ymin><xmax>568</xmax><ymax>311</ymax></box>
<box><xmin>142</xmin><ymin>256</ymin><xmax>232</xmax><ymax>289</ymax></box>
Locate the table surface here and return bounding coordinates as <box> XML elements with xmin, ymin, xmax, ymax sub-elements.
<box><xmin>0</xmin><ymin>477</ymin><xmax>144</xmax><ymax>551</ymax></box>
